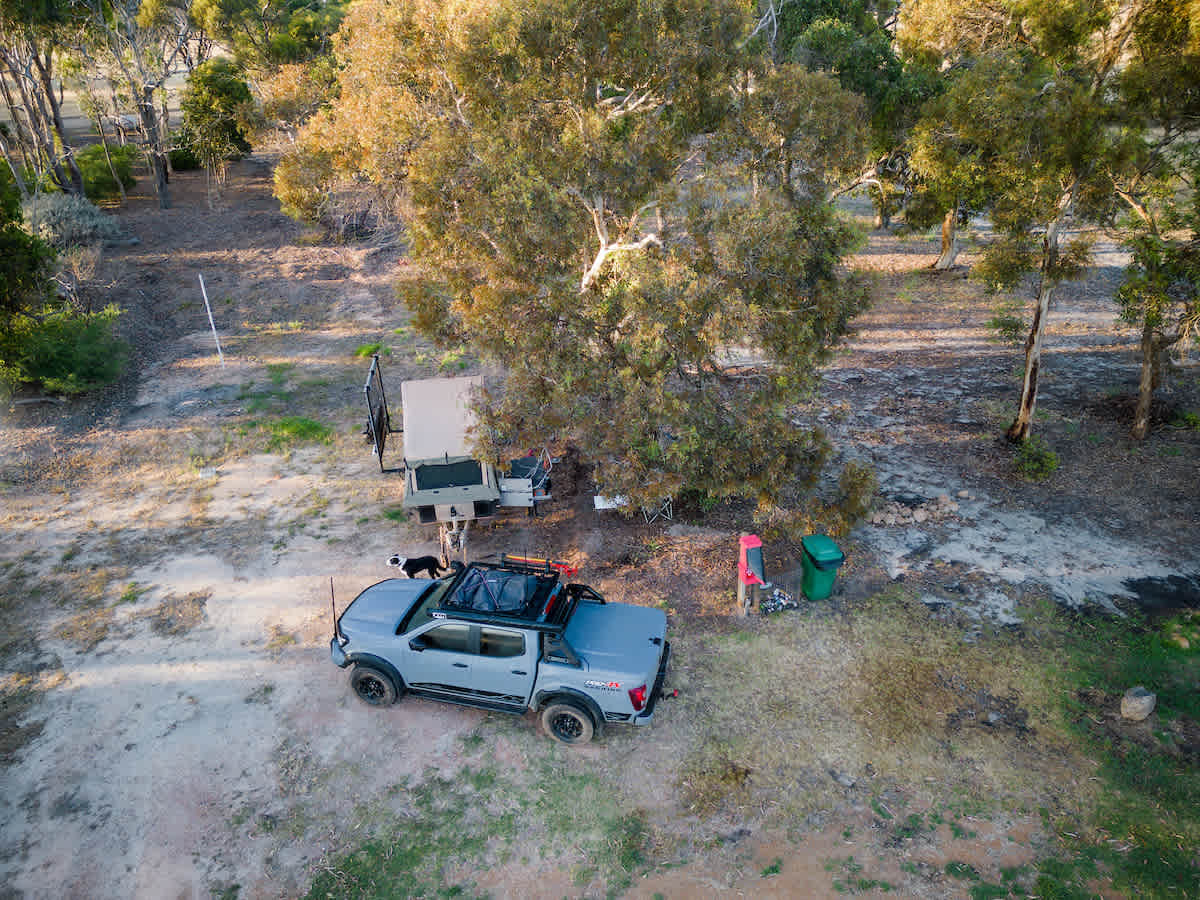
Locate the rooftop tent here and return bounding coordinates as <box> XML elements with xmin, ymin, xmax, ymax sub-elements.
<box><xmin>401</xmin><ymin>375</ymin><xmax>484</xmax><ymax>462</ymax></box>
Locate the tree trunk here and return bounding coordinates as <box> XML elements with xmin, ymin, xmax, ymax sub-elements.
<box><xmin>873</xmin><ymin>186</ymin><xmax>891</xmax><ymax>230</ymax></box>
<box><xmin>94</xmin><ymin>114</ymin><xmax>126</xmax><ymax>203</ymax></box>
<box><xmin>138</xmin><ymin>86</ymin><xmax>170</xmax><ymax>209</ymax></box>
<box><xmin>1006</xmin><ymin>185</ymin><xmax>1076</xmax><ymax>442</ymax></box>
<box><xmin>0</xmin><ymin>130</ymin><xmax>29</xmax><ymax>200</ymax></box>
<box><xmin>932</xmin><ymin>204</ymin><xmax>959</xmax><ymax>269</ymax></box>
<box><xmin>1131</xmin><ymin>321</ymin><xmax>1158</xmax><ymax>440</ymax></box>
<box><xmin>30</xmin><ymin>45</ymin><xmax>84</xmax><ymax>195</ymax></box>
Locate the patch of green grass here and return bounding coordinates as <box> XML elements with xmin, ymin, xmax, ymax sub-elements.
<box><xmin>761</xmin><ymin>857</ymin><xmax>783</xmax><ymax>877</ymax></box>
<box><xmin>870</xmin><ymin>797</ymin><xmax>894</xmax><ymax>820</ymax></box>
<box><xmin>437</xmin><ymin>348</ymin><xmax>472</xmax><ymax>372</ymax></box>
<box><xmin>949</xmin><ymin>821</ymin><xmax>976</xmax><ymax>839</ymax></box>
<box><xmin>986</xmin><ymin>304</ymin><xmax>1026</xmax><ymax>346</ymax></box>
<box><xmin>1046</xmin><ymin>609</ymin><xmax>1200</xmax><ymax>896</ymax></box>
<box><xmin>262</xmin><ymin>417</ymin><xmax>333</xmax><ymax>452</ymax></box>
<box><xmin>827</xmin><ymin>858</ymin><xmax>892</xmax><ymax>894</ymax></box>
<box><xmin>945</xmin><ymin>861</ymin><xmax>980</xmax><ymax>881</ymax></box>
<box><xmin>382</xmin><ymin>506</ymin><xmax>408</xmax><ymax>522</ymax></box>
<box><xmin>265</xmin><ymin>362</ymin><xmax>294</xmax><ymax>386</ymax></box>
<box><xmin>117</xmin><ymin>581</ymin><xmax>146</xmax><ymax>604</ymax></box>
<box><xmin>1169</xmin><ymin>409</ymin><xmax>1200</xmax><ymax>429</ymax></box>
<box><xmin>308</xmin><ymin>761</ymin><xmax>653</xmax><ymax>899</ymax></box>
<box><xmin>1014</xmin><ymin>436</ymin><xmax>1058</xmax><ymax>480</ymax></box>
<box><xmin>354</xmin><ymin>343</ymin><xmax>389</xmax><ymax>358</ymax></box>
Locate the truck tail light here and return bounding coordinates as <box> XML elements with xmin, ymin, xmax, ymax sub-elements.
<box><xmin>628</xmin><ymin>684</ymin><xmax>647</xmax><ymax>711</ymax></box>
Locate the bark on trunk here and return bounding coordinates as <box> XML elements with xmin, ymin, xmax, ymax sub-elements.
<box><xmin>0</xmin><ymin>131</ymin><xmax>29</xmax><ymax>200</ymax></box>
<box><xmin>1131</xmin><ymin>321</ymin><xmax>1158</xmax><ymax>440</ymax></box>
<box><xmin>138</xmin><ymin>87</ymin><xmax>170</xmax><ymax>209</ymax></box>
<box><xmin>95</xmin><ymin>116</ymin><xmax>126</xmax><ymax>203</ymax></box>
<box><xmin>933</xmin><ymin>205</ymin><xmax>960</xmax><ymax>269</ymax></box>
<box><xmin>31</xmin><ymin>46</ymin><xmax>84</xmax><ymax>195</ymax></box>
<box><xmin>1006</xmin><ymin>184</ymin><xmax>1077</xmax><ymax>443</ymax></box>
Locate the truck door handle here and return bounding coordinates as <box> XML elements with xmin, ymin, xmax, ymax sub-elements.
<box><xmin>452</xmin><ymin>662</ymin><xmax>468</xmax><ymax>668</ymax></box>
<box><xmin>511</xmin><ymin>670</ymin><xmax>527</xmax><ymax>676</ymax></box>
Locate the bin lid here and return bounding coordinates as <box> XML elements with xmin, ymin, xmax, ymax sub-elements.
<box><xmin>801</xmin><ymin>534</ymin><xmax>845</xmax><ymax>566</ymax></box>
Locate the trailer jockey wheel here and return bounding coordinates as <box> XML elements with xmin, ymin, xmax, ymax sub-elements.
<box><xmin>439</xmin><ymin>523</ymin><xmax>468</xmax><ymax>568</ymax></box>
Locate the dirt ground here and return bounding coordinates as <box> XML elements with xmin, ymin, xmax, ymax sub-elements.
<box><xmin>0</xmin><ymin>161</ymin><xmax>1197</xmax><ymax>900</ymax></box>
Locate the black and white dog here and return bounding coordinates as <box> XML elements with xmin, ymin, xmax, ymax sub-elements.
<box><xmin>387</xmin><ymin>554</ymin><xmax>447</xmax><ymax>579</ymax></box>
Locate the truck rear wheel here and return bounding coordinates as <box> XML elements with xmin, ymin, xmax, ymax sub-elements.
<box><xmin>541</xmin><ymin>702</ymin><xmax>594</xmax><ymax>744</ymax></box>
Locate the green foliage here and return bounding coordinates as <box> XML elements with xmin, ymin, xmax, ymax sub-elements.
<box><xmin>353</xmin><ymin>343</ymin><xmax>386</xmax><ymax>358</ymax></box>
<box><xmin>261</xmin><ymin>416</ymin><xmax>333</xmax><ymax>451</ymax></box>
<box><xmin>180</xmin><ymin>58</ymin><xmax>254</xmax><ymax>171</ymax></box>
<box><xmin>0</xmin><ymin>164</ymin><xmax>20</xmax><ymax>222</ymax></box>
<box><xmin>985</xmin><ymin>303</ymin><xmax>1026</xmax><ymax>346</ymax></box>
<box><xmin>168</xmin><ymin>136</ymin><xmax>201</xmax><ymax>171</ymax></box>
<box><xmin>74</xmin><ymin>144</ymin><xmax>138</xmax><ymax>201</ymax></box>
<box><xmin>1170</xmin><ymin>410</ymin><xmax>1200</xmax><ymax>430</ymax></box>
<box><xmin>0</xmin><ymin>223</ymin><xmax>56</xmax><ymax>320</ymax></box>
<box><xmin>191</xmin><ymin>0</ymin><xmax>349</xmax><ymax>69</ymax></box>
<box><xmin>1013</xmin><ymin>436</ymin><xmax>1058</xmax><ymax>480</ymax></box>
<box><xmin>945</xmin><ymin>861</ymin><xmax>980</xmax><ymax>881</ymax></box>
<box><xmin>0</xmin><ymin>304</ymin><xmax>127</xmax><ymax>394</ymax></box>
<box><xmin>22</xmin><ymin>194</ymin><xmax>124</xmax><ymax>249</ymax></box>
<box><xmin>300</xmin><ymin>0</ymin><xmax>869</xmax><ymax>507</ymax></box>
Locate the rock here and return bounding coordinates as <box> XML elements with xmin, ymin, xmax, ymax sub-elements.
<box><xmin>957</xmin><ymin>489</ymin><xmax>969</xmax><ymax>499</ymax></box>
<box><xmin>830</xmin><ymin>770</ymin><xmax>857</xmax><ymax>788</ymax></box>
<box><xmin>937</xmin><ymin>493</ymin><xmax>951</xmax><ymax>505</ymax></box>
<box><xmin>947</xmin><ymin>502</ymin><xmax>959</xmax><ymax>512</ymax></box>
<box><xmin>1121</xmin><ymin>686</ymin><xmax>1156</xmax><ymax>721</ymax></box>
<box><xmin>885</xmin><ymin>514</ymin><xmax>897</xmax><ymax>526</ymax></box>
<box><xmin>913</xmin><ymin>509</ymin><xmax>929</xmax><ymax>523</ymax></box>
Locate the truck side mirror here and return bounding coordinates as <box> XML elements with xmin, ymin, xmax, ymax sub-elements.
<box><xmin>409</xmin><ymin>636</ymin><xmax>426</xmax><ymax>652</ymax></box>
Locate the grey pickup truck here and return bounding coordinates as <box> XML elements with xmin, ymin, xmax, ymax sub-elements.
<box><xmin>330</xmin><ymin>556</ymin><xmax>671</xmax><ymax>744</ymax></box>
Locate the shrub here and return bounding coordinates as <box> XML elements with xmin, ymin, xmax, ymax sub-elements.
<box><xmin>1014</xmin><ymin>436</ymin><xmax>1058</xmax><ymax>480</ymax></box>
<box><xmin>22</xmin><ymin>194</ymin><xmax>125</xmax><ymax>249</ymax></box>
<box><xmin>986</xmin><ymin>303</ymin><xmax>1026</xmax><ymax>346</ymax></box>
<box><xmin>0</xmin><ymin>223</ymin><xmax>55</xmax><ymax>319</ymax></box>
<box><xmin>74</xmin><ymin>144</ymin><xmax>138</xmax><ymax>201</ymax></box>
<box><xmin>180</xmin><ymin>58</ymin><xmax>254</xmax><ymax>170</ymax></box>
<box><xmin>0</xmin><ymin>304</ymin><xmax>127</xmax><ymax>394</ymax></box>
<box><xmin>168</xmin><ymin>138</ymin><xmax>201</xmax><ymax>171</ymax></box>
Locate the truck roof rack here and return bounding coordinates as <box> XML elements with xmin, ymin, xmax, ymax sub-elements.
<box><xmin>432</xmin><ymin>559</ymin><xmax>603</xmax><ymax>633</ymax></box>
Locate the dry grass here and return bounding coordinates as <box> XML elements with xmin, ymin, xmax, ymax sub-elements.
<box><xmin>663</xmin><ymin>588</ymin><xmax>1093</xmax><ymax>831</ymax></box>
<box><xmin>140</xmin><ymin>590</ymin><xmax>211</xmax><ymax>636</ymax></box>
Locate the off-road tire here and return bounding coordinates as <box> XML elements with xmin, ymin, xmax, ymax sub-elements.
<box><xmin>350</xmin><ymin>665</ymin><xmax>398</xmax><ymax>706</ymax></box>
<box><xmin>540</xmin><ymin>702</ymin><xmax>595</xmax><ymax>744</ymax></box>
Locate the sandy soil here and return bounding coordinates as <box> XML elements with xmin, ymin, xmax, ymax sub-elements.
<box><xmin>0</xmin><ymin>163</ymin><xmax>1197</xmax><ymax>899</ymax></box>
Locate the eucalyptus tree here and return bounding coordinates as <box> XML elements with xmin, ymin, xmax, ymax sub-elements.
<box><xmin>280</xmin><ymin>0</ymin><xmax>870</xmax><ymax>508</ymax></box>
<box><xmin>0</xmin><ymin>0</ymin><xmax>85</xmax><ymax>195</ymax></box>
<box><xmin>1107</xmin><ymin>0</ymin><xmax>1200</xmax><ymax>438</ymax></box>
<box><xmin>76</xmin><ymin>0</ymin><xmax>197</xmax><ymax>209</ymax></box>
<box><xmin>902</xmin><ymin>0</ymin><xmax>1147</xmax><ymax>443</ymax></box>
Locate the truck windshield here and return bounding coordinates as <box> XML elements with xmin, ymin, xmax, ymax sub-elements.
<box><xmin>398</xmin><ymin>578</ymin><xmax>456</xmax><ymax>635</ymax></box>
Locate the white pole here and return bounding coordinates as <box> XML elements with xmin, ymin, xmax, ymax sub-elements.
<box><xmin>197</xmin><ymin>272</ymin><xmax>225</xmax><ymax>366</ymax></box>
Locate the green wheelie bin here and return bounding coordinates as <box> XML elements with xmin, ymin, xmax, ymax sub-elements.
<box><xmin>800</xmin><ymin>534</ymin><xmax>845</xmax><ymax>600</ymax></box>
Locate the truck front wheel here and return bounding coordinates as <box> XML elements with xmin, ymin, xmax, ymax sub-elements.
<box><xmin>540</xmin><ymin>702</ymin><xmax>594</xmax><ymax>744</ymax></box>
<box><xmin>350</xmin><ymin>665</ymin><xmax>398</xmax><ymax>706</ymax></box>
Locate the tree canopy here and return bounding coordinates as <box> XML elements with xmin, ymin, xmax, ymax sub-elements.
<box><xmin>280</xmin><ymin>0</ymin><xmax>870</xmax><ymax>508</ymax></box>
